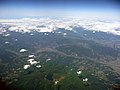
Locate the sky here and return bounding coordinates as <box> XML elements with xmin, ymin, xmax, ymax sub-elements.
<box><xmin>0</xmin><ymin>0</ymin><xmax>120</xmax><ymax>19</ymax></box>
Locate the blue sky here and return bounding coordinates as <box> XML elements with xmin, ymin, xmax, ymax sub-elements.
<box><xmin>0</xmin><ymin>0</ymin><xmax>120</xmax><ymax>18</ymax></box>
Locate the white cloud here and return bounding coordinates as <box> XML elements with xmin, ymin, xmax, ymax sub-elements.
<box><xmin>0</xmin><ymin>17</ymin><xmax>120</xmax><ymax>35</ymax></box>
<box><xmin>63</xmin><ymin>33</ymin><xmax>67</xmax><ymax>36</ymax></box>
<box><xmin>5</xmin><ymin>42</ymin><xmax>9</xmax><ymax>44</ymax></box>
<box><xmin>36</xmin><ymin>65</ymin><xmax>41</xmax><ymax>68</ymax></box>
<box><xmin>83</xmin><ymin>78</ymin><xmax>88</xmax><ymax>82</ymax></box>
<box><xmin>28</xmin><ymin>59</ymin><xmax>39</xmax><ymax>65</ymax></box>
<box><xmin>54</xmin><ymin>81</ymin><xmax>59</xmax><ymax>85</ymax></box>
<box><xmin>46</xmin><ymin>58</ymin><xmax>51</xmax><ymax>62</ymax></box>
<box><xmin>28</xmin><ymin>55</ymin><xmax>35</xmax><ymax>58</ymax></box>
<box><xmin>23</xmin><ymin>65</ymin><xmax>30</xmax><ymax>69</ymax></box>
<box><xmin>4</xmin><ymin>34</ymin><xmax>10</xmax><ymax>37</ymax></box>
<box><xmin>77</xmin><ymin>71</ymin><xmax>82</xmax><ymax>75</ymax></box>
<box><xmin>19</xmin><ymin>49</ymin><xmax>27</xmax><ymax>53</ymax></box>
